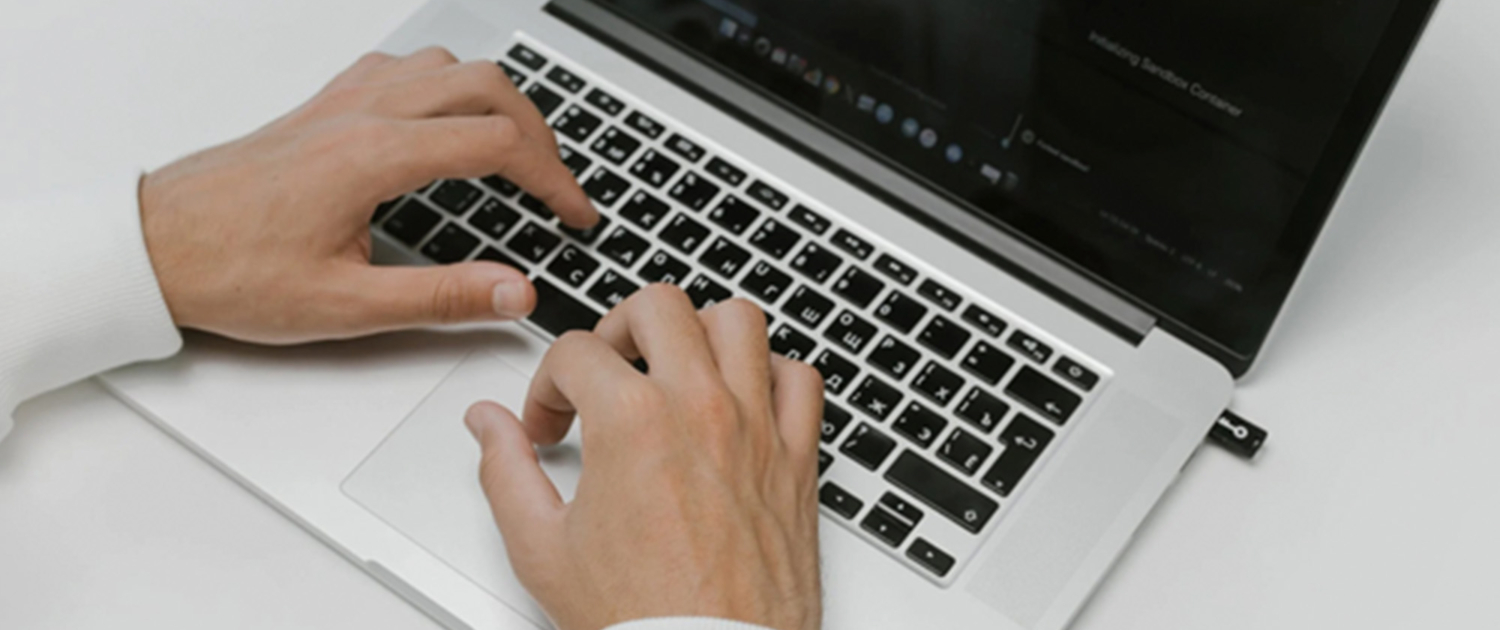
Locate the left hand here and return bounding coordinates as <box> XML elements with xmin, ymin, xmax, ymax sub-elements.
<box><xmin>139</xmin><ymin>47</ymin><xmax>597</xmax><ymax>344</ymax></box>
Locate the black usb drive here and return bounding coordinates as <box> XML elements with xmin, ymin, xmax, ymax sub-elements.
<box><xmin>1208</xmin><ymin>410</ymin><xmax>1268</xmax><ymax>460</ymax></box>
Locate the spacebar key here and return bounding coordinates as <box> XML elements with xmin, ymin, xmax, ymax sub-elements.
<box><xmin>885</xmin><ymin>451</ymin><xmax>998</xmax><ymax>534</ymax></box>
<box><xmin>529</xmin><ymin>278</ymin><xmax>604</xmax><ymax>337</ymax></box>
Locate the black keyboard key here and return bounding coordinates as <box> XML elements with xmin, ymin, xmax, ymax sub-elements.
<box><xmin>789</xmin><ymin>243</ymin><xmax>843</xmax><ymax>284</ymax></box>
<box><xmin>659</xmin><ymin>214</ymin><xmax>711</xmax><ymax>255</ymax></box>
<box><xmin>867</xmin><ymin>335</ymin><xmax>920</xmax><ymax>380</ymax></box>
<box><xmin>505</xmin><ymin>222</ymin><xmax>563</xmax><ymax>264</ymax></box>
<box><xmin>699</xmin><ymin>237</ymin><xmax>752</xmax><ymax>279</ymax></box>
<box><xmin>591</xmin><ymin>127</ymin><xmax>642</xmax><ymax>165</ymax></box>
<box><xmin>705</xmin><ymin>197</ymin><xmax>759</xmax><ymax>235</ymax></box>
<box><xmin>547</xmin><ymin>244</ymin><xmax>601</xmax><ymax>288</ymax></box>
<box><xmin>788</xmin><ymin>204</ymin><xmax>831</xmax><ymax>235</ymax></box>
<box><xmin>420</xmin><ymin>223</ymin><xmax>482</xmax><ymax>263</ymax></box>
<box><xmin>545</xmin><ymin>66</ymin><xmax>586</xmax><ymax>93</ymax></box>
<box><xmin>819</xmin><ymin>450</ymin><xmax>833</xmax><ymax>476</ymax></box>
<box><xmin>771</xmin><ymin>324</ymin><xmax>818</xmax><ymax>363</ymax></box>
<box><xmin>383</xmin><ymin>199</ymin><xmax>443</xmax><ymax>246</ymax></box>
<box><xmin>517</xmin><ymin>193</ymin><xmax>555</xmax><ymax>220</ymax></box>
<box><xmin>830</xmin><ymin>229</ymin><xmax>874</xmax><ymax>260</ymax></box>
<box><xmin>668</xmin><ymin>172</ymin><xmax>721</xmax><ymax>212</ymax></box>
<box><xmin>630</xmin><ymin>149</ymin><xmax>681</xmax><ymax>189</ymax></box>
<box><xmin>619</xmin><ymin>191</ymin><xmax>670</xmax><ymax>231</ymax></box>
<box><xmin>529</xmin><ymin>278</ymin><xmax>604</xmax><ymax>337</ymax></box>
<box><xmin>892</xmin><ymin>402</ymin><xmax>948</xmax><ymax>448</ymax></box>
<box><xmin>813</xmin><ymin>350</ymin><xmax>859</xmax><ymax>395</ymax></box>
<box><xmin>598</xmin><ymin>227</ymin><xmax>651</xmax><ymax>268</ymax></box>
<box><xmin>372</xmin><ymin>198</ymin><xmax>400</xmax><ymax>224</ymax></box>
<box><xmin>586</xmin><ymin>269</ymin><xmax>641</xmax><ymax>309</ymax></box>
<box><xmin>821</xmin><ymin>400</ymin><xmax>854</xmax><ymax>445</ymax></box>
<box><xmin>1007</xmin><ymin>330</ymin><xmax>1053</xmax><ymax>364</ymax></box>
<box><xmin>480</xmin><ymin>175</ymin><xmax>520</xmax><ymax>198</ymax></box>
<box><xmin>782</xmin><ymin>286</ymin><xmax>836</xmax><ymax>329</ymax></box>
<box><xmin>873</xmin><ymin>254</ymin><xmax>918</xmax><ymax>286</ymax></box>
<box><xmin>983</xmin><ymin>416</ymin><xmax>1054</xmax><ymax>497</ymax></box>
<box><xmin>861</xmin><ymin>506</ymin><xmax>914</xmax><ymax>548</ymax></box>
<box><xmin>963</xmin><ymin>305</ymin><xmax>1007</xmax><ymax>338</ymax></box>
<box><xmin>704</xmin><ymin>156</ymin><xmax>747</xmax><ymax>186</ymax></box>
<box><xmin>624</xmin><ymin>110</ymin><xmax>665</xmax><ymax>139</ymax></box>
<box><xmin>907</xmin><ymin>539</ymin><xmax>956</xmax><ymax>578</ymax></box>
<box><xmin>832</xmin><ymin>267</ymin><xmax>886</xmax><ymax>309</ymax></box>
<box><xmin>840</xmin><ymin>423</ymin><xmax>897</xmax><ymax>471</ymax></box>
<box><xmin>553</xmin><ymin>105</ymin><xmax>603</xmax><ymax>144</ymax></box>
<box><xmin>748</xmin><ymin>219</ymin><xmax>802</xmax><ymax>260</ymax></box>
<box><xmin>848</xmin><ymin>375</ymin><xmax>903</xmax><ymax>421</ymax></box>
<box><xmin>879</xmin><ymin>493</ymin><xmax>926</xmax><ymax>529</ymax></box>
<box><xmin>466</xmin><ymin>198</ymin><xmax>522</xmax><ymax>240</ymax></box>
<box><xmin>638</xmin><ymin>250</ymin><xmax>692</xmax><ymax>285</ymax></box>
<box><xmin>1054</xmin><ymin>356</ymin><xmax>1100</xmax><ymax>391</ymax></box>
<box><xmin>820</xmin><ymin>482</ymin><xmax>864</xmax><ymax>520</ymax></box>
<box><xmin>956</xmin><ymin>388</ymin><xmax>1010</xmax><ymax>434</ymax></box>
<box><xmin>824</xmin><ymin>310</ymin><xmax>877</xmax><ymax>354</ymax></box>
<box><xmin>664</xmin><ymin>133</ymin><xmax>706</xmax><ymax>163</ymax></box>
<box><xmin>429</xmin><ymin>180</ymin><xmax>483</xmax><ymax>215</ymax></box>
<box><xmin>559</xmin><ymin>215</ymin><xmax>612</xmax><ymax>246</ymax></box>
<box><xmin>525</xmin><ymin>83</ymin><xmax>564</xmax><ymax>117</ymax></box>
<box><xmin>684</xmin><ymin>274</ymin><xmax>733</xmax><ymax>309</ymax></box>
<box><xmin>582</xmin><ymin>168</ymin><xmax>631</xmax><ymax>208</ymax></box>
<box><xmin>912</xmin><ymin>361</ymin><xmax>965</xmax><ymax>407</ymax></box>
<box><xmin>507</xmin><ymin>44</ymin><xmax>546</xmax><ymax>70</ymax></box>
<box><xmin>746</xmin><ymin>181</ymin><xmax>789</xmax><ymax>211</ymax></box>
<box><xmin>559</xmin><ymin>144</ymin><xmax>593</xmax><ymax>177</ymax></box>
<box><xmin>584</xmin><ymin>88</ymin><xmax>625</xmax><ymax>116</ymax></box>
<box><xmin>917</xmin><ymin>279</ymin><xmax>962</xmax><ymax>311</ymax></box>
<box><xmin>919</xmin><ymin>316</ymin><xmax>972</xmax><ymax>359</ymax></box>
<box><xmin>497</xmin><ymin>61</ymin><xmax>527</xmax><ymax>87</ymax></box>
<box><xmin>1006</xmin><ymin>366</ymin><xmax>1081</xmax><ymax>424</ymax></box>
<box><xmin>962</xmin><ymin>341</ymin><xmax>1016</xmax><ymax>386</ymax></box>
<box><xmin>741</xmin><ymin>261</ymin><xmax>794</xmax><ymax>303</ymax></box>
<box><xmin>875</xmin><ymin>292</ymin><xmax>929</xmax><ymax>334</ymax></box>
<box><xmin>939</xmin><ymin>429</ymin><xmax>993</xmax><ymax>476</ymax></box>
<box><xmin>885</xmin><ymin>451</ymin><xmax>998</xmax><ymax>534</ymax></box>
<box><xmin>475</xmin><ymin>245</ymin><xmax>527</xmax><ymax>272</ymax></box>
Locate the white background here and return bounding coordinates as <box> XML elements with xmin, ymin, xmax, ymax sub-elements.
<box><xmin>2</xmin><ymin>0</ymin><xmax>1498</xmax><ymax>628</ymax></box>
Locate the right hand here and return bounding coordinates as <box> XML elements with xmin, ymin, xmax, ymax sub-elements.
<box><xmin>464</xmin><ymin>286</ymin><xmax>826</xmax><ymax>630</ymax></box>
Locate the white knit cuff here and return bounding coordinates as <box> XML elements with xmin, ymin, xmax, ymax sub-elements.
<box><xmin>0</xmin><ymin>171</ymin><xmax>183</xmax><ymax>442</ymax></box>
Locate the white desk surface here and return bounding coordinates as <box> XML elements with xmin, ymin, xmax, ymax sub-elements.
<box><xmin>2</xmin><ymin>1</ymin><xmax>1497</xmax><ymax>628</ymax></box>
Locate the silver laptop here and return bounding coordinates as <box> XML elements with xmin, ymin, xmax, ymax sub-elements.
<box><xmin>100</xmin><ymin>0</ymin><xmax>1437</xmax><ymax>628</ymax></box>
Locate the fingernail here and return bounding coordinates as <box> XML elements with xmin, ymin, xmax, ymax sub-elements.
<box><xmin>491</xmin><ymin>277</ymin><xmax>533</xmax><ymax>320</ymax></box>
<box><xmin>465</xmin><ymin>404</ymin><xmax>498</xmax><ymax>442</ymax></box>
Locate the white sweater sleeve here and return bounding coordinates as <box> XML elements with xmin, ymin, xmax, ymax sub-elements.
<box><xmin>606</xmin><ymin>618</ymin><xmax>776</xmax><ymax>630</ymax></box>
<box><xmin>0</xmin><ymin>172</ymin><xmax>183</xmax><ymax>443</ymax></box>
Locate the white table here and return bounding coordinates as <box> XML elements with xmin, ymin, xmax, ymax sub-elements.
<box><xmin>2</xmin><ymin>1</ymin><xmax>1497</xmax><ymax>628</ymax></box>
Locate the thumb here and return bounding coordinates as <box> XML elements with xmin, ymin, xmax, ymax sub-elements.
<box><xmin>339</xmin><ymin>261</ymin><xmax>536</xmax><ymax>331</ymax></box>
<box><xmin>466</xmin><ymin>401</ymin><xmax>565</xmax><ymax>552</ymax></box>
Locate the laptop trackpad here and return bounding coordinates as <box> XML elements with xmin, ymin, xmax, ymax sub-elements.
<box><xmin>342</xmin><ymin>350</ymin><xmax>582</xmax><ymax>628</ymax></box>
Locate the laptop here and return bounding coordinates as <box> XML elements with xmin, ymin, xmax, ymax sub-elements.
<box><xmin>100</xmin><ymin>0</ymin><xmax>1439</xmax><ymax>628</ymax></box>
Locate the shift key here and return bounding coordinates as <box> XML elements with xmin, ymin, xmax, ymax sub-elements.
<box><xmin>884</xmin><ymin>451</ymin><xmax>998</xmax><ymax>534</ymax></box>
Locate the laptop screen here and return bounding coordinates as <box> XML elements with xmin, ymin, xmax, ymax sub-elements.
<box><xmin>583</xmin><ymin>0</ymin><xmax>1435</xmax><ymax>363</ymax></box>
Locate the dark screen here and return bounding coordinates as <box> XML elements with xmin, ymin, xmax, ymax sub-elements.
<box><xmin>588</xmin><ymin>0</ymin><xmax>1419</xmax><ymax>359</ymax></box>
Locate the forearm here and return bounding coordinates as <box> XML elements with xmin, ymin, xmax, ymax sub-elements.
<box><xmin>0</xmin><ymin>172</ymin><xmax>182</xmax><ymax>442</ymax></box>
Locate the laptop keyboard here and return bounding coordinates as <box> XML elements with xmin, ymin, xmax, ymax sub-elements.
<box><xmin>372</xmin><ymin>36</ymin><xmax>1109</xmax><ymax>586</ymax></box>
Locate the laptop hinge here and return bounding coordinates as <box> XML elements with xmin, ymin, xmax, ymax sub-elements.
<box><xmin>546</xmin><ymin>0</ymin><xmax>1159</xmax><ymax>345</ymax></box>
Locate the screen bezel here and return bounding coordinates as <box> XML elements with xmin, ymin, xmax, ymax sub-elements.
<box><xmin>549</xmin><ymin>0</ymin><xmax>1442</xmax><ymax>376</ymax></box>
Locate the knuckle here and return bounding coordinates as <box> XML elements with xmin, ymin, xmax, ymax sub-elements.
<box><xmin>483</xmin><ymin>115</ymin><xmax>521</xmax><ymax>147</ymax></box>
<box><xmin>460</xmin><ymin>59</ymin><xmax>510</xmax><ymax>87</ymax></box>
<box><xmin>414</xmin><ymin>45</ymin><xmax>460</xmax><ymax>65</ymax></box>
<box><xmin>426</xmin><ymin>273</ymin><xmax>471</xmax><ymax>323</ymax></box>
<box><xmin>357</xmin><ymin>51</ymin><xmax>393</xmax><ymax>67</ymax></box>
<box><xmin>614</xmin><ymin>381</ymin><xmax>668</xmax><ymax>418</ymax></box>
<box><xmin>635</xmin><ymin>283</ymin><xmax>692</xmax><ymax>310</ymax></box>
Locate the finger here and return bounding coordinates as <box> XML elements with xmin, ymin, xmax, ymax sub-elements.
<box><xmin>466</xmin><ymin>402</ymin><xmax>564</xmax><ymax>553</ymax></box>
<box><xmin>370</xmin><ymin>61</ymin><xmax>559</xmax><ymax>155</ymax></box>
<box><xmin>327</xmin><ymin>260</ymin><xmax>536</xmax><ymax>334</ymax></box>
<box><xmin>698</xmin><ymin>300</ymin><xmax>773</xmax><ymax>412</ymax></box>
<box><xmin>592</xmin><ymin>285</ymin><xmax>719</xmax><ymax>384</ymax></box>
<box><xmin>523</xmin><ymin>331</ymin><xmax>648</xmax><ymax>446</ymax></box>
<box><xmin>372</xmin><ymin>116</ymin><xmax>596</xmax><ymax>228</ymax></box>
<box><xmin>770</xmin><ymin>355</ymin><xmax>825</xmax><ymax>466</ymax></box>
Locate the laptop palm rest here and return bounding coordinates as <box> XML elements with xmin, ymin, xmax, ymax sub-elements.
<box><xmin>342</xmin><ymin>350</ymin><xmax>583</xmax><ymax>629</ymax></box>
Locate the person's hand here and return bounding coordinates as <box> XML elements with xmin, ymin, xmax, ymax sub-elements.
<box><xmin>465</xmin><ymin>286</ymin><xmax>825</xmax><ymax>630</ymax></box>
<box><xmin>139</xmin><ymin>48</ymin><xmax>597</xmax><ymax>344</ymax></box>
